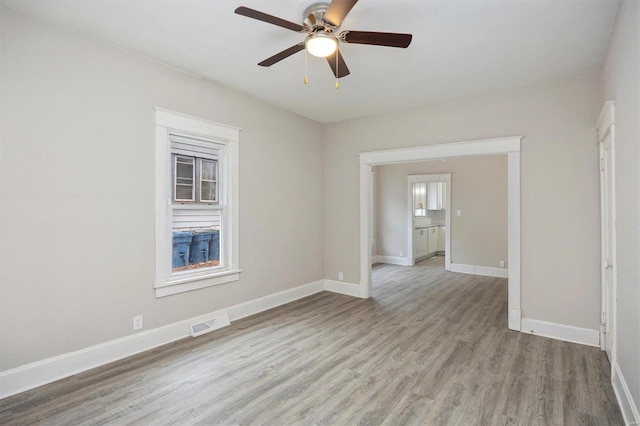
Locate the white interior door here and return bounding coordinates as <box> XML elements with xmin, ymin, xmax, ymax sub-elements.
<box><xmin>599</xmin><ymin>124</ymin><xmax>616</xmax><ymax>362</ymax></box>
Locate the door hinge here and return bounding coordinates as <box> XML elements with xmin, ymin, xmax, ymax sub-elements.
<box><xmin>601</xmin><ymin>312</ymin><xmax>607</xmax><ymax>329</ymax></box>
<box><xmin>600</xmin><ymin>158</ymin><xmax>605</xmax><ymax>172</ymax></box>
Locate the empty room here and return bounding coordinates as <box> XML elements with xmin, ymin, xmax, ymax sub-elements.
<box><xmin>1</xmin><ymin>0</ymin><xmax>639</xmax><ymax>424</ymax></box>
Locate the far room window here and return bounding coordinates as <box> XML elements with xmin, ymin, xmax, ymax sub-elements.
<box><xmin>413</xmin><ymin>182</ymin><xmax>427</xmax><ymax>217</ymax></box>
<box><xmin>155</xmin><ymin>108</ymin><xmax>241</xmax><ymax>298</ymax></box>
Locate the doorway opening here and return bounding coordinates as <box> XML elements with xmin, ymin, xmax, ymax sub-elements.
<box><xmin>408</xmin><ymin>174</ymin><xmax>452</xmax><ymax>270</ymax></box>
<box><xmin>359</xmin><ymin>136</ymin><xmax>523</xmax><ymax>331</ymax></box>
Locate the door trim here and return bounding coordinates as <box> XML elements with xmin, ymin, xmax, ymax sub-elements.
<box><xmin>597</xmin><ymin>100</ymin><xmax>616</xmax><ymax>361</ymax></box>
<box><xmin>359</xmin><ymin>136</ymin><xmax>522</xmax><ymax>331</ymax></box>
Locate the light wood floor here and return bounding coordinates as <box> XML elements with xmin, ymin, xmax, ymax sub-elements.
<box><xmin>0</xmin><ymin>257</ymin><xmax>623</xmax><ymax>425</ymax></box>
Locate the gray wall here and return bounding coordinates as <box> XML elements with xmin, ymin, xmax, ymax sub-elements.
<box><xmin>2</xmin><ymin>6</ymin><xmax>636</xmax><ymax>414</ymax></box>
<box><xmin>323</xmin><ymin>71</ymin><xmax>602</xmax><ymax>330</ymax></box>
<box><xmin>602</xmin><ymin>0</ymin><xmax>640</xmax><ymax>411</ymax></box>
<box><xmin>0</xmin><ymin>7</ymin><xmax>324</xmax><ymax>371</ymax></box>
<box><xmin>376</xmin><ymin>156</ymin><xmax>507</xmax><ymax>268</ymax></box>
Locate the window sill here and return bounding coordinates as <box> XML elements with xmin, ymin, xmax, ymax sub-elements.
<box><xmin>155</xmin><ymin>269</ymin><xmax>242</xmax><ymax>298</ymax></box>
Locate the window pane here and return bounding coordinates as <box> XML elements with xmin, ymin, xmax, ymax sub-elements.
<box><xmin>201</xmin><ymin>159</ymin><xmax>216</xmax><ymax>181</ymax></box>
<box><xmin>174</xmin><ymin>155</ymin><xmax>194</xmax><ymax>202</ymax></box>
<box><xmin>176</xmin><ymin>161</ymin><xmax>194</xmax><ymax>179</ymax></box>
<box><xmin>176</xmin><ymin>155</ymin><xmax>194</xmax><ymax>164</ymax></box>
<box><xmin>201</xmin><ymin>181</ymin><xmax>216</xmax><ymax>202</ymax></box>
<box><xmin>171</xmin><ymin>227</ymin><xmax>221</xmax><ymax>272</ymax></box>
<box><xmin>175</xmin><ymin>185</ymin><xmax>193</xmax><ymax>201</ymax></box>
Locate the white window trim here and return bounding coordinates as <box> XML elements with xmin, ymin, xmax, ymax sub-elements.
<box><xmin>154</xmin><ymin>108</ymin><xmax>241</xmax><ymax>298</ymax></box>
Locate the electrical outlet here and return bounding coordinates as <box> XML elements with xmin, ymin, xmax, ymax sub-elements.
<box><xmin>457</xmin><ymin>209</ymin><xmax>462</xmax><ymax>216</ymax></box>
<box><xmin>400</xmin><ymin>251</ymin><xmax>404</xmax><ymax>257</ymax></box>
<box><xmin>499</xmin><ymin>260</ymin><xmax>505</xmax><ymax>268</ymax></box>
<box><xmin>338</xmin><ymin>272</ymin><xmax>344</xmax><ymax>281</ymax></box>
<box><xmin>133</xmin><ymin>315</ymin><xmax>143</xmax><ymax>330</ymax></box>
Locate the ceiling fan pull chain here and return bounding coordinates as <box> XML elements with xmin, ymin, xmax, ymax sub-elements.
<box><xmin>304</xmin><ymin>49</ymin><xmax>308</xmax><ymax>85</ymax></box>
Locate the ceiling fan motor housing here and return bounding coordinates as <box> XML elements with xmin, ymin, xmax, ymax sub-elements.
<box><xmin>303</xmin><ymin>3</ymin><xmax>336</xmax><ymax>33</ymax></box>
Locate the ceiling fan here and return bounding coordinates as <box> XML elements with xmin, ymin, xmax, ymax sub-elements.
<box><xmin>234</xmin><ymin>0</ymin><xmax>413</xmax><ymax>80</ymax></box>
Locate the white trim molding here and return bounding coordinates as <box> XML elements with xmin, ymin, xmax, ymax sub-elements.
<box><xmin>612</xmin><ymin>362</ymin><xmax>640</xmax><ymax>425</ymax></box>
<box><xmin>0</xmin><ymin>279</ymin><xmax>366</xmax><ymax>399</ymax></box>
<box><xmin>507</xmin><ymin>151</ymin><xmax>521</xmax><ymax>331</ymax></box>
<box><xmin>520</xmin><ymin>318</ymin><xmax>600</xmax><ymax>347</ymax></box>
<box><xmin>359</xmin><ymin>136</ymin><xmax>523</xmax><ymax>331</ymax></box>
<box><xmin>596</xmin><ymin>101</ymin><xmax>617</xmax><ymax>362</ymax></box>
<box><xmin>324</xmin><ymin>280</ymin><xmax>363</xmax><ymax>298</ymax></box>
<box><xmin>360</xmin><ymin>164</ymin><xmax>374</xmax><ymax>299</ymax></box>
<box><xmin>373</xmin><ymin>255</ymin><xmax>412</xmax><ymax>266</ymax></box>
<box><xmin>450</xmin><ymin>263</ymin><xmax>508</xmax><ymax>278</ymax></box>
<box><xmin>360</xmin><ymin>137</ymin><xmax>522</xmax><ymax>166</ymax></box>
<box><xmin>596</xmin><ymin>100</ymin><xmax>615</xmax><ymax>141</ymax></box>
<box><xmin>407</xmin><ymin>174</ymin><xmax>452</xmax><ymax>182</ymax></box>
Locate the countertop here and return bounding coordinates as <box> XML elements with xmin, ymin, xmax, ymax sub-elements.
<box><xmin>415</xmin><ymin>224</ymin><xmax>445</xmax><ymax>230</ymax></box>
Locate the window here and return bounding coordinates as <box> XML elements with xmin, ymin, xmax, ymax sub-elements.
<box><xmin>155</xmin><ymin>108</ymin><xmax>241</xmax><ymax>297</ymax></box>
<box><xmin>170</xmin><ymin>136</ymin><xmax>223</xmax><ymax>273</ymax></box>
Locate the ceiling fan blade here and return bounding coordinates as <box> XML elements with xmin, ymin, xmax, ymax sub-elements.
<box><xmin>235</xmin><ymin>6</ymin><xmax>304</xmax><ymax>32</ymax></box>
<box><xmin>341</xmin><ymin>31</ymin><xmax>412</xmax><ymax>48</ymax></box>
<box><xmin>326</xmin><ymin>50</ymin><xmax>351</xmax><ymax>78</ymax></box>
<box><xmin>258</xmin><ymin>43</ymin><xmax>305</xmax><ymax>67</ymax></box>
<box><xmin>323</xmin><ymin>0</ymin><xmax>359</xmax><ymax>27</ymax></box>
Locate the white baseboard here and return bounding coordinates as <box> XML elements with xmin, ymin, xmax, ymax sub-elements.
<box><xmin>450</xmin><ymin>263</ymin><xmax>475</xmax><ymax>274</ymax></box>
<box><xmin>508</xmin><ymin>308</ymin><xmax>521</xmax><ymax>331</ymax></box>
<box><xmin>0</xmin><ymin>279</ymin><xmax>326</xmax><ymax>400</ymax></box>
<box><xmin>324</xmin><ymin>279</ymin><xmax>363</xmax><ymax>298</ymax></box>
<box><xmin>372</xmin><ymin>255</ymin><xmax>411</xmax><ymax>266</ymax></box>
<box><xmin>520</xmin><ymin>318</ymin><xmax>600</xmax><ymax>347</ymax></box>
<box><xmin>450</xmin><ymin>263</ymin><xmax>508</xmax><ymax>278</ymax></box>
<box><xmin>226</xmin><ymin>280</ymin><xmax>324</xmax><ymax>321</ymax></box>
<box><xmin>613</xmin><ymin>362</ymin><xmax>640</xmax><ymax>425</ymax></box>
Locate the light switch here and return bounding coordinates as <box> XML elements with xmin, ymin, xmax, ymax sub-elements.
<box><xmin>457</xmin><ymin>209</ymin><xmax>462</xmax><ymax>216</ymax></box>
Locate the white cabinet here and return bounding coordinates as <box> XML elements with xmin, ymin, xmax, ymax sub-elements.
<box><xmin>412</xmin><ymin>182</ymin><xmax>427</xmax><ymax>217</ymax></box>
<box><xmin>427</xmin><ymin>226</ymin><xmax>438</xmax><ymax>256</ymax></box>
<box><xmin>437</xmin><ymin>226</ymin><xmax>445</xmax><ymax>252</ymax></box>
<box><xmin>427</xmin><ymin>182</ymin><xmax>446</xmax><ymax>210</ymax></box>
<box><xmin>414</xmin><ymin>229</ymin><xmax>427</xmax><ymax>259</ymax></box>
<box><xmin>416</xmin><ymin>225</ymin><xmax>446</xmax><ymax>261</ymax></box>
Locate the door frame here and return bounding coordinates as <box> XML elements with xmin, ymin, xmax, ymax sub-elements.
<box><xmin>407</xmin><ymin>173</ymin><xmax>452</xmax><ymax>269</ymax></box>
<box><xmin>597</xmin><ymin>101</ymin><xmax>617</xmax><ymax>359</ymax></box>
<box><xmin>359</xmin><ymin>136</ymin><xmax>523</xmax><ymax>331</ymax></box>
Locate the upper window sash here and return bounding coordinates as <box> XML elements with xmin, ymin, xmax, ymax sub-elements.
<box><xmin>170</xmin><ymin>134</ymin><xmax>223</xmax><ymax>204</ymax></box>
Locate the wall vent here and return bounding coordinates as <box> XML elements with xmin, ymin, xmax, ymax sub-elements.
<box><xmin>190</xmin><ymin>313</ymin><xmax>230</xmax><ymax>337</ymax></box>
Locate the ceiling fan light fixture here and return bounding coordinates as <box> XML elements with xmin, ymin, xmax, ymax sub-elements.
<box><xmin>305</xmin><ymin>33</ymin><xmax>337</xmax><ymax>58</ymax></box>
<box><xmin>235</xmin><ymin>1</ymin><xmax>413</xmax><ymax>80</ymax></box>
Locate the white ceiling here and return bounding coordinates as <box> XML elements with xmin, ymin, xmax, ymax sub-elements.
<box><xmin>1</xmin><ymin>0</ymin><xmax>620</xmax><ymax>123</ymax></box>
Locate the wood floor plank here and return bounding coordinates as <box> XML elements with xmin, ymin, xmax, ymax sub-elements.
<box><xmin>0</xmin><ymin>256</ymin><xmax>624</xmax><ymax>425</ymax></box>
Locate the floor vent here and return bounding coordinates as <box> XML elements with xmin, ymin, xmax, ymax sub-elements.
<box><xmin>190</xmin><ymin>313</ymin><xmax>230</xmax><ymax>337</ymax></box>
